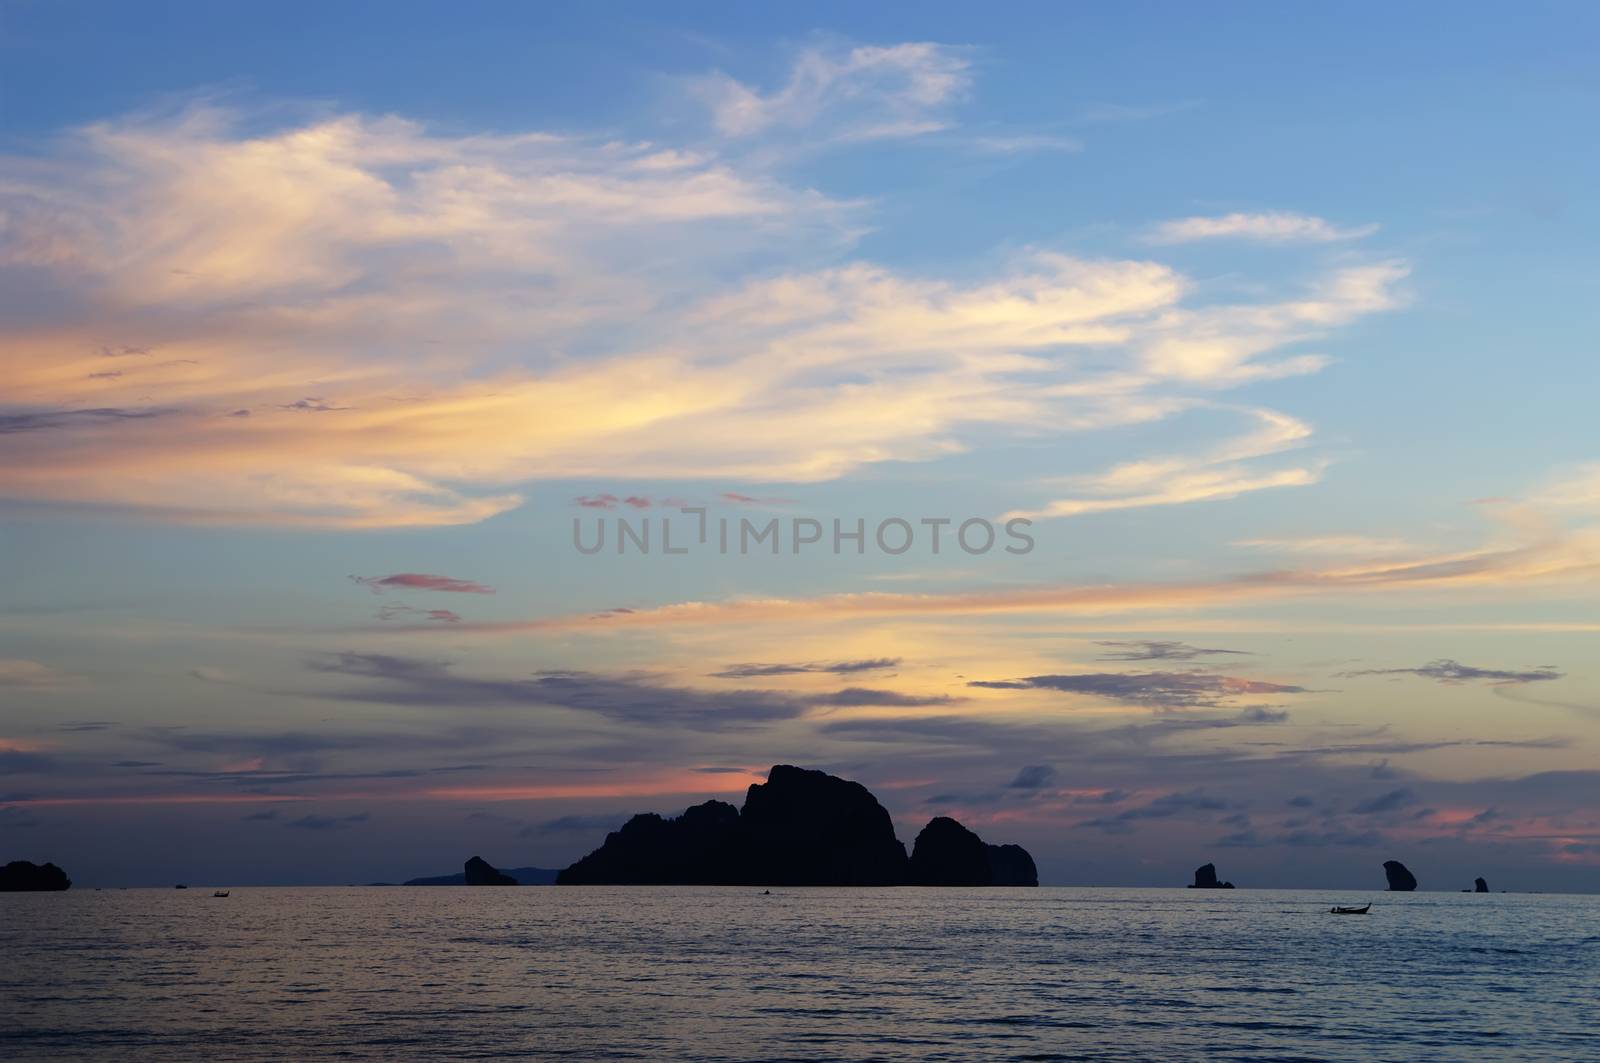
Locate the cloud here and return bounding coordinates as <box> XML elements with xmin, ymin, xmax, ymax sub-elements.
<box><xmin>709</xmin><ymin>657</ymin><xmax>900</xmax><ymax>678</ymax></box>
<box><xmin>1008</xmin><ymin>764</ymin><xmax>1057</xmax><ymax>790</ymax></box>
<box><xmin>0</xmin><ymin>407</ymin><xmax>167</xmax><ymax>434</ymax></box>
<box><xmin>1095</xmin><ymin>640</ymin><xmax>1251</xmax><ymax>662</ymax></box>
<box><xmin>692</xmin><ymin>42</ymin><xmax>971</xmax><ymax>140</ymax></box>
<box><xmin>968</xmin><ymin>671</ymin><xmax>1308</xmax><ymax>709</ymax></box>
<box><xmin>970</xmin><ymin>134</ymin><xmax>1081</xmax><ymax>155</ymax></box>
<box><xmin>523</xmin><ymin>813</ymin><xmax>624</xmax><ymax>836</ymax></box>
<box><xmin>1</xmin><ymin>92</ymin><xmax>1406</xmax><ymax>527</ymax></box>
<box><xmin>807</xmin><ymin>687</ymin><xmax>957</xmax><ymax>707</ymax></box>
<box><xmin>720</xmin><ymin>492</ymin><xmax>795</xmax><ymax>506</ymax></box>
<box><xmin>285</xmin><ymin>812</ymin><xmax>367</xmax><ymax>831</ymax></box>
<box><xmin>1342</xmin><ymin>659</ymin><xmax>1563</xmax><ymax>685</ymax></box>
<box><xmin>573</xmin><ymin>494</ymin><xmax>667</xmax><ymax>509</ymax></box>
<box><xmin>307</xmin><ymin>652</ymin><xmax>816</xmax><ymax>728</ymax></box>
<box><xmin>448</xmin><ymin>509</ymin><xmax>1597</xmax><ymax>633</ymax></box>
<box><xmin>375</xmin><ymin>604</ymin><xmax>463</xmax><ymax>623</ymax></box>
<box><xmin>352</xmin><ymin>573</ymin><xmax>494</xmax><ymax>594</ymax></box>
<box><xmin>1148</xmin><ymin>212</ymin><xmax>1378</xmax><ymax>245</ymax></box>
<box><xmin>1007</xmin><ymin>407</ymin><xmax>1325</xmax><ymax>520</ymax></box>
<box><xmin>0</xmin><ymin>660</ymin><xmax>76</xmax><ymax>689</ymax></box>
<box><xmin>1078</xmin><ymin>790</ymin><xmax>1230</xmax><ymax>832</ymax></box>
<box><xmin>1234</xmin><ymin>535</ymin><xmax>1417</xmax><ymax>555</ymax></box>
<box><xmin>1278</xmin><ymin>829</ymin><xmax>1383</xmax><ymax>848</ymax></box>
<box><xmin>1533</xmin><ymin>462</ymin><xmax>1600</xmax><ymax>511</ymax></box>
<box><xmin>306</xmin><ymin>653</ymin><xmax>968</xmax><ymax>730</ymax></box>
<box><xmin>1351</xmin><ymin>788</ymin><xmax>1416</xmax><ymax>814</ymax></box>
<box><xmin>1236</xmin><ymin>706</ymin><xmax>1290</xmax><ymax>723</ymax></box>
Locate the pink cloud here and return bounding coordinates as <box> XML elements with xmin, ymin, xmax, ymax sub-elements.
<box><xmin>575</xmin><ymin>494</ymin><xmax>676</xmax><ymax>509</ymax></box>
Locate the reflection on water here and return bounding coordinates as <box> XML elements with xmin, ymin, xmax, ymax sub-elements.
<box><xmin>4</xmin><ymin>886</ymin><xmax>1597</xmax><ymax>1060</ymax></box>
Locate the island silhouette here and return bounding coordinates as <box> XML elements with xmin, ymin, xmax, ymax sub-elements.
<box><xmin>1383</xmin><ymin>859</ymin><xmax>1418</xmax><ymax>891</ymax></box>
<box><xmin>557</xmin><ymin>764</ymin><xmax>1038</xmax><ymax>886</ymax></box>
<box><xmin>0</xmin><ymin>860</ymin><xmax>71</xmax><ymax>891</ymax></box>
<box><xmin>405</xmin><ymin>861</ymin><xmax>559</xmax><ymax>886</ymax></box>
<box><xmin>1187</xmin><ymin>862</ymin><xmax>1235</xmax><ymax>889</ymax></box>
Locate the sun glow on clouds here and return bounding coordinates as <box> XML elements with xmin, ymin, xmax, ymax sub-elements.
<box><xmin>0</xmin><ymin>54</ymin><xmax>1406</xmax><ymax>527</ymax></box>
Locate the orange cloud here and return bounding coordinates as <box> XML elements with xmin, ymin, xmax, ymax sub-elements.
<box><xmin>391</xmin><ymin>517</ymin><xmax>1597</xmax><ymax>635</ymax></box>
<box><xmin>1</xmin><ymin>107</ymin><xmax>1406</xmax><ymax>527</ymax></box>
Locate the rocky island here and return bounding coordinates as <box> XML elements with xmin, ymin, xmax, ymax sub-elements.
<box><xmin>463</xmin><ymin>856</ymin><xmax>517</xmax><ymax>885</ymax></box>
<box><xmin>1187</xmin><ymin>862</ymin><xmax>1235</xmax><ymax>889</ymax></box>
<box><xmin>1383</xmin><ymin>859</ymin><xmax>1418</xmax><ymax>891</ymax></box>
<box><xmin>0</xmin><ymin>860</ymin><xmax>72</xmax><ymax>891</ymax></box>
<box><xmin>557</xmin><ymin>765</ymin><xmax>1037</xmax><ymax>886</ymax></box>
<box><xmin>404</xmin><ymin>864</ymin><xmax>559</xmax><ymax>885</ymax></box>
<box><xmin>910</xmin><ymin>816</ymin><xmax>1039</xmax><ymax>886</ymax></box>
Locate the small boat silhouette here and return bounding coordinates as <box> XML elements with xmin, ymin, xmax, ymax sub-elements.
<box><xmin>1330</xmin><ymin>903</ymin><xmax>1370</xmax><ymax>915</ymax></box>
<box><xmin>212</xmin><ymin>890</ymin><xmax>230</xmax><ymax>898</ymax></box>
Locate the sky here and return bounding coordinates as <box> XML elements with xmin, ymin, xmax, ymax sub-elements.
<box><xmin>2</xmin><ymin>1</ymin><xmax>1599</xmax><ymax>890</ymax></box>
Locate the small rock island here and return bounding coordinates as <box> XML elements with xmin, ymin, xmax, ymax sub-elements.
<box><xmin>557</xmin><ymin>765</ymin><xmax>1037</xmax><ymax>886</ymax></box>
<box><xmin>1188</xmin><ymin>862</ymin><xmax>1235</xmax><ymax>889</ymax></box>
<box><xmin>910</xmin><ymin>816</ymin><xmax>1039</xmax><ymax>886</ymax></box>
<box><xmin>1474</xmin><ymin>876</ymin><xmax>1489</xmax><ymax>893</ymax></box>
<box><xmin>0</xmin><ymin>860</ymin><xmax>72</xmax><ymax>891</ymax></box>
<box><xmin>463</xmin><ymin>856</ymin><xmax>517</xmax><ymax>885</ymax></box>
<box><xmin>1383</xmin><ymin>859</ymin><xmax>1418</xmax><ymax>891</ymax></box>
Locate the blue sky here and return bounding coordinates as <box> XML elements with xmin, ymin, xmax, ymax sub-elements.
<box><xmin>2</xmin><ymin>2</ymin><xmax>1599</xmax><ymax>889</ymax></box>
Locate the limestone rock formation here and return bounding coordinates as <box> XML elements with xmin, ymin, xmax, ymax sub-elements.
<box><xmin>557</xmin><ymin>765</ymin><xmax>1036</xmax><ymax>887</ymax></box>
<box><xmin>985</xmin><ymin>843</ymin><xmax>1040</xmax><ymax>887</ymax></box>
<box><xmin>740</xmin><ymin>766</ymin><xmax>911</xmax><ymax>885</ymax></box>
<box><xmin>910</xmin><ymin>816</ymin><xmax>992</xmax><ymax>885</ymax></box>
<box><xmin>1188</xmin><ymin>862</ymin><xmax>1235</xmax><ymax>889</ymax></box>
<box><xmin>1383</xmin><ymin>860</ymin><xmax>1418</xmax><ymax>891</ymax></box>
<box><xmin>557</xmin><ymin>800</ymin><xmax>743</xmax><ymax>885</ymax></box>
<box><xmin>1475</xmin><ymin>876</ymin><xmax>1489</xmax><ymax>893</ymax></box>
<box><xmin>0</xmin><ymin>860</ymin><xmax>71</xmax><ymax>891</ymax></box>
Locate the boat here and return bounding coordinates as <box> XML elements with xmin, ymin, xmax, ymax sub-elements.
<box><xmin>1330</xmin><ymin>903</ymin><xmax>1370</xmax><ymax>914</ymax></box>
<box><xmin>212</xmin><ymin>890</ymin><xmax>230</xmax><ymax>898</ymax></box>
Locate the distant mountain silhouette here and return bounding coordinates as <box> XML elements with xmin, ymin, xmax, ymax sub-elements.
<box><xmin>0</xmin><ymin>860</ymin><xmax>71</xmax><ymax>891</ymax></box>
<box><xmin>1383</xmin><ymin>860</ymin><xmax>1418</xmax><ymax>891</ymax></box>
<box><xmin>1188</xmin><ymin>862</ymin><xmax>1235</xmax><ymax>889</ymax></box>
<box><xmin>464</xmin><ymin>856</ymin><xmax>516</xmax><ymax>885</ymax></box>
<box><xmin>557</xmin><ymin>765</ymin><xmax>1037</xmax><ymax>886</ymax></box>
<box><xmin>405</xmin><ymin>864</ymin><xmax>559</xmax><ymax>886</ymax></box>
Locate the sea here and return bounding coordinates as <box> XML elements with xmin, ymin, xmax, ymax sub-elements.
<box><xmin>4</xmin><ymin>886</ymin><xmax>1597</xmax><ymax>1061</ymax></box>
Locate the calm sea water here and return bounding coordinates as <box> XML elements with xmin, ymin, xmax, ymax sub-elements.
<box><xmin>4</xmin><ymin>886</ymin><xmax>1597</xmax><ymax>1061</ymax></box>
